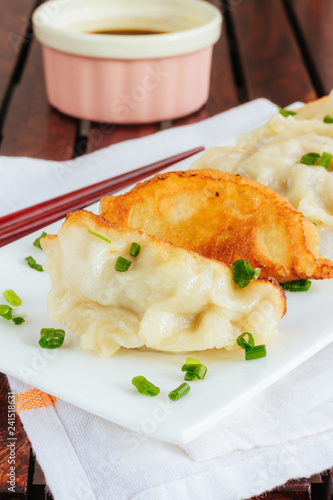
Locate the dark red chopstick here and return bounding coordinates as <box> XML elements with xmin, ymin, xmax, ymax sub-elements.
<box><xmin>0</xmin><ymin>146</ymin><xmax>204</xmax><ymax>247</ymax></box>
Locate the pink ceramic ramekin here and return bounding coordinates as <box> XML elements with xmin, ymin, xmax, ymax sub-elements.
<box><xmin>32</xmin><ymin>0</ymin><xmax>222</xmax><ymax>124</ymax></box>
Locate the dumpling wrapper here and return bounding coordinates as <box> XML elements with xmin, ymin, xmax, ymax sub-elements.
<box><xmin>238</xmin><ymin>93</ymin><xmax>333</xmax><ymax>150</ymax></box>
<box><xmin>99</xmin><ymin>170</ymin><xmax>333</xmax><ymax>282</ymax></box>
<box><xmin>293</xmin><ymin>90</ymin><xmax>333</xmax><ymax>121</ymax></box>
<box><xmin>192</xmin><ymin>142</ymin><xmax>333</xmax><ymax>231</ymax></box>
<box><xmin>41</xmin><ymin>210</ymin><xmax>286</xmax><ymax>357</ymax></box>
<box><xmin>205</xmin><ymin>93</ymin><xmax>333</xmax><ymax>230</ymax></box>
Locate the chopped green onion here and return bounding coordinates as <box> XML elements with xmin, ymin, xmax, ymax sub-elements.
<box><xmin>181</xmin><ymin>363</ymin><xmax>199</xmax><ymax>372</ymax></box>
<box><xmin>115</xmin><ymin>256</ymin><xmax>132</xmax><ymax>272</ymax></box>
<box><xmin>232</xmin><ymin>259</ymin><xmax>260</xmax><ymax>288</ymax></box>
<box><xmin>236</xmin><ymin>332</ymin><xmax>255</xmax><ymax>350</ymax></box>
<box><xmin>318</xmin><ymin>152</ymin><xmax>332</xmax><ymax>169</ymax></box>
<box><xmin>3</xmin><ymin>289</ymin><xmax>22</xmax><ymax>307</ymax></box>
<box><xmin>87</xmin><ymin>230</ymin><xmax>111</xmax><ymax>243</ymax></box>
<box><xmin>194</xmin><ymin>366</ymin><xmax>207</xmax><ymax>380</ymax></box>
<box><xmin>186</xmin><ymin>357</ymin><xmax>200</xmax><ymax>364</ymax></box>
<box><xmin>0</xmin><ymin>305</ymin><xmax>12</xmax><ymax>320</ymax></box>
<box><xmin>182</xmin><ymin>357</ymin><xmax>207</xmax><ymax>380</ymax></box>
<box><xmin>25</xmin><ymin>256</ymin><xmax>43</xmax><ymax>272</ymax></box>
<box><xmin>39</xmin><ymin>328</ymin><xmax>65</xmax><ymax>349</ymax></box>
<box><xmin>33</xmin><ymin>231</ymin><xmax>47</xmax><ymax>249</ymax></box>
<box><xmin>0</xmin><ymin>304</ymin><xmax>24</xmax><ymax>325</ymax></box>
<box><xmin>300</xmin><ymin>152</ymin><xmax>320</xmax><ymax>165</ymax></box>
<box><xmin>279</xmin><ymin>108</ymin><xmax>296</xmax><ymax>117</ymax></box>
<box><xmin>237</xmin><ymin>332</ymin><xmax>267</xmax><ymax>361</ymax></box>
<box><xmin>182</xmin><ymin>364</ymin><xmax>207</xmax><ymax>380</ymax></box>
<box><xmin>132</xmin><ymin>376</ymin><xmax>160</xmax><ymax>396</ymax></box>
<box><xmin>184</xmin><ymin>372</ymin><xmax>198</xmax><ymax>381</ymax></box>
<box><xmin>279</xmin><ymin>279</ymin><xmax>311</xmax><ymax>292</ymax></box>
<box><xmin>13</xmin><ymin>317</ymin><xmax>25</xmax><ymax>325</ymax></box>
<box><xmin>245</xmin><ymin>345</ymin><xmax>267</xmax><ymax>360</ymax></box>
<box><xmin>300</xmin><ymin>152</ymin><xmax>332</xmax><ymax>169</ymax></box>
<box><xmin>323</xmin><ymin>115</ymin><xmax>333</xmax><ymax>124</ymax></box>
<box><xmin>130</xmin><ymin>242</ymin><xmax>141</xmax><ymax>258</ymax></box>
<box><xmin>168</xmin><ymin>383</ymin><xmax>190</xmax><ymax>401</ymax></box>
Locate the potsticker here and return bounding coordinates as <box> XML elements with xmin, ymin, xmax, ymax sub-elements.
<box><xmin>100</xmin><ymin>169</ymin><xmax>333</xmax><ymax>282</ymax></box>
<box><xmin>41</xmin><ymin>210</ymin><xmax>286</xmax><ymax>356</ymax></box>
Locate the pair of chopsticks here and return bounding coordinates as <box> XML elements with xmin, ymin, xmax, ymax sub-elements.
<box><xmin>0</xmin><ymin>146</ymin><xmax>204</xmax><ymax>247</ymax></box>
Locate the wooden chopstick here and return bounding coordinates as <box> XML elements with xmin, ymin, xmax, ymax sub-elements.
<box><xmin>0</xmin><ymin>146</ymin><xmax>204</xmax><ymax>247</ymax></box>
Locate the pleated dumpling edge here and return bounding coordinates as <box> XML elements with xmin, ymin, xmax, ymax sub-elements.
<box><xmin>41</xmin><ymin>210</ymin><xmax>286</xmax><ymax>357</ymax></box>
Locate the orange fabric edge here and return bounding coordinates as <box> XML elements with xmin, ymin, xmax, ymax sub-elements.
<box><xmin>16</xmin><ymin>388</ymin><xmax>58</xmax><ymax>414</ymax></box>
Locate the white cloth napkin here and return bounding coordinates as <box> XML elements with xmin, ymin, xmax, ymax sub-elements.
<box><xmin>7</xmin><ymin>343</ymin><xmax>333</xmax><ymax>500</ymax></box>
<box><xmin>3</xmin><ymin>99</ymin><xmax>333</xmax><ymax>500</ymax></box>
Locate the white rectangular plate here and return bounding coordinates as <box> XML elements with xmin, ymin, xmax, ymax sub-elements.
<box><xmin>1</xmin><ymin>145</ymin><xmax>333</xmax><ymax>447</ymax></box>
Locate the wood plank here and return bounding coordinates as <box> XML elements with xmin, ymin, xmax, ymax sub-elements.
<box><xmin>286</xmin><ymin>0</ymin><xmax>333</xmax><ymax>96</ymax></box>
<box><xmin>87</xmin><ymin>123</ymin><xmax>159</xmax><ymax>153</ymax></box>
<box><xmin>0</xmin><ymin>0</ymin><xmax>37</xmax><ymax>111</ymax></box>
<box><xmin>250</xmin><ymin>478</ymin><xmax>311</xmax><ymax>499</ymax></box>
<box><xmin>0</xmin><ymin>373</ymin><xmax>31</xmax><ymax>497</ymax></box>
<box><xmin>229</xmin><ymin>0</ymin><xmax>317</xmax><ymax>106</ymax></box>
<box><xmin>322</xmin><ymin>468</ymin><xmax>333</xmax><ymax>499</ymax></box>
<box><xmin>1</xmin><ymin>40</ymin><xmax>77</xmax><ymax>160</ymax></box>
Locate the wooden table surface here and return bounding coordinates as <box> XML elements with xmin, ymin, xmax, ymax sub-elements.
<box><xmin>0</xmin><ymin>0</ymin><xmax>333</xmax><ymax>498</ymax></box>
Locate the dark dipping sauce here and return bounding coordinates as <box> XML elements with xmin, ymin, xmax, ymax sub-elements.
<box><xmin>90</xmin><ymin>28</ymin><xmax>170</xmax><ymax>35</ymax></box>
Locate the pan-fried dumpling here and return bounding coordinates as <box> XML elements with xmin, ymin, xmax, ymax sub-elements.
<box><xmin>41</xmin><ymin>210</ymin><xmax>286</xmax><ymax>357</ymax></box>
<box><xmin>238</xmin><ymin>111</ymin><xmax>333</xmax><ymax>149</ymax></box>
<box><xmin>192</xmin><ymin>142</ymin><xmax>333</xmax><ymax>231</ymax></box>
<box><xmin>293</xmin><ymin>90</ymin><xmax>333</xmax><ymax>121</ymax></box>
<box><xmin>99</xmin><ymin>170</ymin><xmax>333</xmax><ymax>282</ymax></box>
<box><xmin>238</xmin><ymin>89</ymin><xmax>333</xmax><ymax>150</ymax></box>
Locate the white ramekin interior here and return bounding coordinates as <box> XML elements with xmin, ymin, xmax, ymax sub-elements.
<box><xmin>33</xmin><ymin>0</ymin><xmax>222</xmax><ymax>59</ymax></box>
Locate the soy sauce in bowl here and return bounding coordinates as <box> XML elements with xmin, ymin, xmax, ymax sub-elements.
<box><xmin>90</xmin><ymin>28</ymin><xmax>169</xmax><ymax>35</ymax></box>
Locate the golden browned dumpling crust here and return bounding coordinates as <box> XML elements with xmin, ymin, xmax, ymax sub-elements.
<box><xmin>100</xmin><ymin>169</ymin><xmax>333</xmax><ymax>282</ymax></box>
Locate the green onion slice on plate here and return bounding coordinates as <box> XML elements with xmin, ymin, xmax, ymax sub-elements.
<box><xmin>184</xmin><ymin>372</ymin><xmax>198</xmax><ymax>381</ymax></box>
<box><xmin>0</xmin><ymin>305</ymin><xmax>13</xmax><ymax>321</ymax></box>
<box><xmin>236</xmin><ymin>332</ymin><xmax>255</xmax><ymax>350</ymax></box>
<box><xmin>236</xmin><ymin>332</ymin><xmax>267</xmax><ymax>361</ymax></box>
<box><xmin>25</xmin><ymin>256</ymin><xmax>43</xmax><ymax>272</ymax></box>
<box><xmin>33</xmin><ymin>231</ymin><xmax>48</xmax><ymax>249</ymax></box>
<box><xmin>182</xmin><ymin>364</ymin><xmax>207</xmax><ymax>380</ymax></box>
<box><xmin>132</xmin><ymin>376</ymin><xmax>160</xmax><ymax>396</ymax></box>
<box><xmin>13</xmin><ymin>317</ymin><xmax>25</xmax><ymax>325</ymax></box>
<box><xmin>3</xmin><ymin>289</ymin><xmax>22</xmax><ymax>307</ymax></box>
<box><xmin>185</xmin><ymin>357</ymin><xmax>200</xmax><ymax>364</ymax></box>
<box><xmin>168</xmin><ymin>383</ymin><xmax>190</xmax><ymax>401</ymax></box>
<box><xmin>39</xmin><ymin>328</ymin><xmax>65</xmax><ymax>349</ymax></box>
<box><xmin>245</xmin><ymin>345</ymin><xmax>267</xmax><ymax>360</ymax></box>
